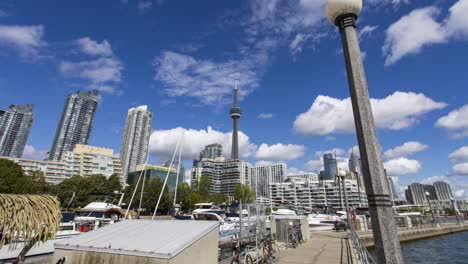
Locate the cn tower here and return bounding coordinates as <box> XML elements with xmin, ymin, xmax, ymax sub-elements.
<box><xmin>230</xmin><ymin>76</ymin><xmax>241</xmax><ymax>160</ymax></box>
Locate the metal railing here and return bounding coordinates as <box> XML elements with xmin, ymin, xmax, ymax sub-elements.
<box><xmin>348</xmin><ymin>228</ymin><xmax>376</xmax><ymax>264</ymax></box>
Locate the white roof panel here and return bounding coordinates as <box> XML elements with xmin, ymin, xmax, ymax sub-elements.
<box><xmin>54</xmin><ymin>220</ymin><xmax>219</xmax><ymax>259</ymax></box>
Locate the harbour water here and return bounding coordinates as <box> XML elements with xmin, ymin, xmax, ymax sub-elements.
<box><xmin>371</xmin><ymin>231</ymin><xmax>468</xmax><ymax>264</ymax></box>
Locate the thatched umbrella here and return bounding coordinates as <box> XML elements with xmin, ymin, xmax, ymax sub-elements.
<box><xmin>0</xmin><ymin>194</ymin><xmax>61</xmax><ymax>264</ymax></box>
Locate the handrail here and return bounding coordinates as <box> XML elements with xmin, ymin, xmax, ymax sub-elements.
<box><xmin>348</xmin><ymin>229</ymin><xmax>376</xmax><ymax>264</ymax></box>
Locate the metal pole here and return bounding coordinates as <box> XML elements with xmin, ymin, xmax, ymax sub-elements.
<box><xmin>137</xmin><ymin>168</ymin><xmax>147</xmax><ymax>218</ymax></box>
<box><xmin>426</xmin><ymin>194</ymin><xmax>435</xmax><ymax>224</ymax></box>
<box><xmin>334</xmin><ymin>13</ymin><xmax>403</xmax><ymax>263</ymax></box>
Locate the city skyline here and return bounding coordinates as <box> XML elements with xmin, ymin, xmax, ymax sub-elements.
<box><xmin>1</xmin><ymin>0</ymin><xmax>468</xmax><ymax>199</ymax></box>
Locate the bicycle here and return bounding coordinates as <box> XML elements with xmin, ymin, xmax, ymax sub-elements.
<box><xmin>231</xmin><ymin>240</ymin><xmax>254</xmax><ymax>264</ymax></box>
<box><xmin>295</xmin><ymin>223</ymin><xmax>303</xmax><ymax>244</ymax></box>
<box><xmin>286</xmin><ymin>226</ymin><xmax>298</xmax><ymax>248</ymax></box>
<box><xmin>259</xmin><ymin>234</ymin><xmax>280</xmax><ymax>263</ymax></box>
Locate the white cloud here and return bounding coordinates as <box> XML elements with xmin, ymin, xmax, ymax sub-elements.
<box><xmin>287</xmin><ymin>167</ymin><xmax>308</xmax><ymax>175</ymax></box>
<box><xmin>22</xmin><ymin>145</ymin><xmax>48</xmax><ymax>160</ymax></box>
<box><xmin>60</xmin><ymin>57</ymin><xmax>123</xmax><ymax>93</ymax></box>
<box><xmin>383</xmin><ymin>7</ymin><xmax>446</xmax><ymax>66</ymax></box>
<box><xmin>449</xmin><ymin>163</ymin><xmax>468</xmax><ymax>176</ymax></box>
<box><xmin>435</xmin><ymin>105</ymin><xmax>468</xmax><ymax>139</ymax></box>
<box><xmin>314</xmin><ymin>148</ymin><xmax>345</xmax><ymax>158</ymax></box>
<box><xmin>254</xmin><ymin>143</ymin><xmax>305</xmax><ymax>161</ymax></box>
<box><xmin>0</xmin><ymin>24</ymin><xmax>45</xmax><ymax>58</ymax></box>
<box><xmin>358</xmin><ymin>25</ymin><xmax>379</xmax><ymax>39</ymax></box>
<box><xmin>445</xmin><ymin>0</ymin><xmax>468</xmax><ymax>39</ymax></box>
<box><xmin>305</xmin><ymin>159</ymin><xmax>323</xmax><ymax>172</ymax></box>
<box><xmin>153</xmin><ymin>51</ymin><xmax>262</xmax><ymax>105</ymax></box>
<box><xmin>60</xmin><ymin>37</ymin><xmax>123</xmax><ymax>94</ymax></box>
<box><xmin>294</xmin><ymin>91</ymin><xmax>446</xmax><ymax>136</ymax></box>
<box><xmin>449</xmin><ymin>146</ymin><xmax>468</xmax><ymax>163</ymax></box>
<box><xmin>383</xmin><ymin>0</ymin><xmax>468</xmax><ymax>65</ymax></box>
<box><xmin>137</xmin><ymin>0</ymin><xmax>153</xmax><ymax>13</ymax></box>
<box><xmin>384</xmin><ymin>157</ymin><xmax>422</xmax><ymax>176</ymax></box>
<box><xmin>149</xmin><ymin>126</ymin><xmax>257</xmax><ymax>160</ymax></box>
<box><xmin>77</xmin><ymin>37</ymin><xmax>113</xmax><ymax>57</ymax></box>
<box><xmin>383</xmin><ymin>141</ymin><xmax>428</xmax><ymax>160</ymax></box>
<box><xmin>258</xmin><ymin>113</ymin><xmax>273</xmax><ymax>119</ymax></box>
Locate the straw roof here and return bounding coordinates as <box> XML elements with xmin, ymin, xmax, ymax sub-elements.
<box><xmin>0</xmin><ymin>194</ymin><xmax>61</xmax><ymax>250</ymax></box>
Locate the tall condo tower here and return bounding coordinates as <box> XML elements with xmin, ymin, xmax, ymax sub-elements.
<box><xmin>0</xmin><ymin>104</ymin><xmax>34</xmax><ymax>158</ymax></box>
<box><xmin>230</xmin><ymin>76</ymin><xmax>241</xmax><ymax>160</ymax></box>
<box><xmin>120</xmin><ymin>105</ymin><xmax>153</xmax><ymax>178</ymax></box>
<box><xmin>49</xmin><ymin>90</ymin><xmax>98</xmax><ymax>161</ymax></box>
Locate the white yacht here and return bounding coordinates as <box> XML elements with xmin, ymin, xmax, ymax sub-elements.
<box><xmin>192</xmin><ymin>203</ymin><xmax>222</xmax><ymax>214</ymax></box>
<box><xmin>272</xmin><ymin>208</ymin><xmax>297</xmax><ymax>216</ymax></box>
<box><xmin>308</xmin><ymin>214</ymin><xmax>340</xmax><ymax>231</ymax></box>
<box><xmin>192</xmin><ymin>212</ymin><xmax>238</xmax><ymax>237</ymax></box>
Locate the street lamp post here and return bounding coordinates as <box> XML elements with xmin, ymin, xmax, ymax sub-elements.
<box><xmin>425</xmin><ymin>191</ymin><xmax>436</xmax><ymax>224</ymax></box>
<box><xmin>338</xmin><ymin>169</ymin><xmax>353</xmax><ymax>231</ymax></box>
<box><xmin>325</xmin><ymin>0</ymin><xmax>403</xmax><ymax>263</ymax></box>
<box><xmin>451</xmin><ymin>197</ymin><xmax>460</xmax><ymax>223</ymax></box>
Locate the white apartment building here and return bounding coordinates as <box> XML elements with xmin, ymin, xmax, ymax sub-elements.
<box><xmin>191</xmin><ymin>157</ymin><xmax>251</xmax><ymax>201</ymax></box>
<box><xmin>2</xmin><ymin>144</ymin><xmax>123</xmax><ymax>184</ymax></box>
<box><xmin>269</xmin><ymin>179</ymin><xmax>368</xmax><ymax>211</ymax></box>
<box><xmin>62</xmin><ymin>144</ymin><xmax>123</xmax><ymax>180</ymax></box>
<box><xmin>250</xmin><ymin>163</ymin><xmax>286</xmax><ymax>199</ymax></box>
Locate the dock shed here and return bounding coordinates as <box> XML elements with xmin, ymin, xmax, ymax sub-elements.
<box><xmin>53</xmin><ymin>220</ymin><xmax>219</xmax><ymax>264</ymax></box>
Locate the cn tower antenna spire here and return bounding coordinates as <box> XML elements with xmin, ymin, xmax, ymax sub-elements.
<box><xmin>230</xmin><ymin>72</ymin><xmax>242</xmax><ymax>160</ymax></box>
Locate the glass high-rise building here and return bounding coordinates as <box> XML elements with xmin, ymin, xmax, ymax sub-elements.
<box><xmin>48</xmin><ymin>90</ymin><xmax>99</xmax><ymax>161</ymax></box>
<box><xmin>120</xmin><ymin>105</ymin><xmax>153</xmax><ymax>178</ymax></box>
<box><xmin>323</xmin><ymin>153</ymin><xmax>337</xmax><ymax>181</ymax></box>
<box><xmin>200</xmin><ymin>143</ymin><xmax>223</xmax><ymax>160</ymax></box>
<box><xmin>0</xmin><ymin>104</ymin><xmax>34</xmax><ymax>158</ymax></box>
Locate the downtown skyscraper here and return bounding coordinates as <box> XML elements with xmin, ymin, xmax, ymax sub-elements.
<box><xmin>0</xmin><ymin>104</ymin><xmax>34</xmax><ymax>158</ymax></box>
<box><xmin>120</xmin><ymin>105</ymin><xmax>153</xmax><ymax>178</ymax></box>
<box><xmin>48</xmin><ymin>90</ymin><xmax>99</xmax><ymax>161</ymax></box>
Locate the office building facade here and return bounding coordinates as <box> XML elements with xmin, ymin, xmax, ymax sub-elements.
<box><xmin>405</xmin><ymin>183</ymin><xmax>427</xmax><ymax>205</ymax></box>
<box><xmin>433</xmin><ymin>181</ymin><xmax>453</xmax><ymax>200</ymax></box>
<box><xmin>127</xmin><ymin>164</ymin><xmax>183</xmax><ymax>192</ymax></box>
<box><xmin>0</xmin><ymin>104</ymin><xmax>34</xmax><ymax>158</ymax></box>
<box><xmin>322</xmin><ymin>153</ymin><xmax>337</xmax><ymax>181</ymax></box>
<box><xmin>49</xmin><ymin>90</ymin><xmax>99</xmax><ymax>161</ymax></box>
<box><xmin>120</xmin><ymin>105</ymin><xmax>153</xmax><ymax>178</ymax></box>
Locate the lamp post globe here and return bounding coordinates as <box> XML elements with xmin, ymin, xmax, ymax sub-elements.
<box><xmin>425</xmin><ymin>191</ymin><xmax>430</xmax><ymax>197</ymax></box>
<box><xmin>338</xmin><ymin>168</ymin><xmax>347</xmax><ymax>178</ymax></box>
<box><xmin>325</xmin><ymin>0</ymin><xmax>362</xmax><ymax>25</ymax></box>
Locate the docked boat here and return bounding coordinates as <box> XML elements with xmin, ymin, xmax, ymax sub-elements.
<box><xmin>192</xmin><ymin>203</ymin><xmax>224</xmax><ymax>214</ymax></box>
<box><xmin>193</xmin><ymin>212</ymin><xmax>238</xmax><ymax>237</ymax></box>
<box><xmin>308</xmin><ymin>214</ymin><xmax>340</xmax><ymax>231</ymax></box>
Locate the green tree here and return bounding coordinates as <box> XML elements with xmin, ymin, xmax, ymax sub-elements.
<box><xmin>106</xmin><ymin>173</ymin><xmax>122</xmax><ymax>192</ymax></box>
<box><xmin>195</xmin><ymin>175</ymin><xmax>212</xmax><ymax>202</ymax></box>
<box><xmin>209</xmin><ymin>193</ymin><xmax>229</xmax><ymax>205</ymax></box>
<box><xmin>22</xmin><ymin>170</ymin><xmax>52</xmax><ymax>194</ymax></box>
<box><xmin>234</xmin><ymin>184</ymin><xmax>255</xmax><ymax>204</ymax></box>
<box><xmin>143</xmin><ymin>178</ymin><xmax>171</xmax><ymax>215</ymax></box>
<box><xmin>0</xmin><ymin>158</ymin><xmax>25</xmax><ymax>193</ymax></box>
<box><xmin>175</xmin><ymin>182</ymin><xmax>202</xmax><ymax>211</ymax></box>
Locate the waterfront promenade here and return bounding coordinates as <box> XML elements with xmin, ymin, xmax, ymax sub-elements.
<box><xmin>279</xmin><ymin>231</ymin><xmax>350</xmax><ymax>264</ymax></box>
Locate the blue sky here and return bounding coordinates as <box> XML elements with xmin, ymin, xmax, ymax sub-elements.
<box><xmin>1</xmin><ymin>0</ymin><xmax>468</xmax><ymax>199</ymax></box>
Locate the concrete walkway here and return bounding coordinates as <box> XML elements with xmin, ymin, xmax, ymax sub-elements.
<box><xmin>278</xmin><ymin>231</ymin><xmax>349</xmax><ymax>264</ymax></box>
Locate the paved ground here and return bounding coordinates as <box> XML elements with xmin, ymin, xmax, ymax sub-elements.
<box><xmin>278</xmin><ymin>231</ymin><xmax>349</xmax><ymax>264</ymax></box>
